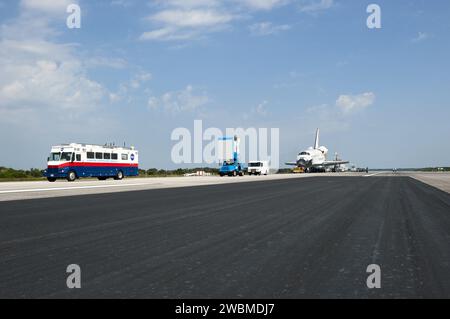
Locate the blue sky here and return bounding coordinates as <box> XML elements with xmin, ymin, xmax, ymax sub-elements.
<box><xmin>0</xmin><ymin>0</ymin><xmax>449</xmax><ymax>169</ymax></box>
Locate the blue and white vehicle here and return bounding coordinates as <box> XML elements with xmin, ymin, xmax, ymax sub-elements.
<box><xmin>219</xmin><ymin>159</ymin><xmax>245</xmax><ymax>177</ymax></box>
<box><xmin>218</xmin><ymin>136</ymin><xmax>245</xmax><ymax>177</ymax></box>
<box><xmin>43</xmin><ymin>143</ymin><xmax>139</xmax><ymax>182</ymax></box>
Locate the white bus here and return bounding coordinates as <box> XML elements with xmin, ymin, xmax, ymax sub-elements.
<box><xmin>43</xmin><ymin>143</ymin><xmax>139</xmax><ymax>182</ymax></box>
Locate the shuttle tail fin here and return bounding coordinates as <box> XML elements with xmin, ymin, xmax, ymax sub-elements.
<box><xmin>314</xmin><ymin>128</ymin><xmax>320</xmax><ymax>149</ymax></box>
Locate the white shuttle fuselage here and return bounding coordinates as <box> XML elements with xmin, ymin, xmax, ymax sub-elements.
<box><xmin>286</xmin><ymin>129</ymin><xmax>349</xmax><ymax>170</ymax></box>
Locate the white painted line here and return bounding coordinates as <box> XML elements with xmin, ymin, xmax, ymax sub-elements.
<box><xmin>0</xmin><ymin>183</ymin><xmax>153</xmax><ymax>194</ymax></box>
<box><xmin>0</xmin><ymin>178</ymin><xmax>267</xmax><ymax>195</ymax></box>
<box><xmin>363</xmin><ymin>172</ymin><xmax>385</xmax><ymax>177</ymax></box>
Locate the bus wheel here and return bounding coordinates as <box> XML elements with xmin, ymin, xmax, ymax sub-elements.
<box><xmin>47</xmin><ymin>178</ymin><xmax>57</xmax><ymax>182</ymax></box>
<box><xmin>114</xmin><ymin>170</ymin><xmax>124</xmax><ymax>180</ymax></box>
<box><xmin>67</xmin><ymin>171</ymin><xmax>76</xmax><ymax>182</ymax></box>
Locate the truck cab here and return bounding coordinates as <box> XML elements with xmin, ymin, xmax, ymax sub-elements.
<box><xmin>219</xmin><ymin>160</ymin><xmax>245</xmax><ymax>177</ymax></box>
<box><xmin>44</xmin><ymin>146</ymin><xmax>78</xmax><ymax>182</ymax></box>
<box><xmin>217</xmin><ymin>135</ymin><xmax>246</xmax><ymax>177</ymax></box>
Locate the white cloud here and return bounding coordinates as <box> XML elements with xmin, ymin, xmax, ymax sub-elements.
<box><xmin>140</xmin><ymin>27</ymin><xmax>175</xmax><ymax>41</ymax></box>
<box><xmin>148</xmin><ymin>85</ymin><xmax>210</xmax><ymax>114</ymax></box>
<box><xmin>85</xmin><ymin>57</ymin><xmax>128</xmax><ymax>69</ymax></box>
<box><xmin>0</xmin><ymin>56</ymin><xmax>106</xmax><ymax>114</ymax></box>
<box><xmin>108</xmin><ymin>71</ymin><xmax>152</xmax><ymax>104</ymax></box>
<box><xmin>249</xmin><ymin>22</ymin><xmax>291</xmax><ymax>36</ymax></box>
<box><xmin>302</xmin><ymin>92</ymin><xmax>375</xmax><ymax>131</ymax></box>
<box><xmin>411</xmin><ymin>32</ymin><xmax>430</xmax><ymax>43</ymax></box>
<box><xmin>253</xmin><ymin>100</ymin><xmax>269</xmax><ymax>116</ymax></box>
<box><xmin>304</xmin><ymin>92</ymin><xmax>374</xmax><ymax>134</ymax></box>
<box><xmin>141</xmin><ymin>0</ymin><xmax>291</xmax><ymax>41</ymax></box>
<box><xmin>157</xmin><ymin>0</ymin><xmax>288</xmax><ymax>10</ymax></box>
<box><xmin>129</xmin><ymin>71</ymin><xmax>152</xmax><ymax>89</ymax></box>
<box><xmin>241</xmin><ymin>0</ymin><xmax>288</xmax><ymax>11</ymax></box>
<box><xmin>243</xmin><ymin>100</ymin><xmax>270</xmax><ymax>119</ymax></box>
<box><xmin>151</xmin><ymin>9</ymin><xmax>234</xmax><ymax>28</ymax></box>
<box><xmin>154</xmin><ymin>0</ymin><xmax>220</xmax><ymax>9</ymax></box>
<box><xmin>0</xmin><ymin>3</ymin><xmax>112</xmax><ymax>123</ymax></box>
<box><xmin>1</xmin><ymin>0</ymin><xmax>156</xmax><ymax>124</ymax></box>
<box><xmin>111</xmin><ymin>0</ymin><xmax>134</xmax><ymax>7</ymax></box>
<box><xmin>142</xmin><ymin>7</ymin><xmax>235</xmax><ymax>41</ymax></box>
<box><xmin>336</xmin><ymin>92</ymin><xmax>375</xmax><ymax>113</ymax></box>
<box><xmin>109</xmin><ymin>93</ymin><xmax>121</xmax><ymax>103</ymax></box>
<box><xmin>298</xmin><ymin>0</ymin><xmax>334</xmax><ymax>13</ymax></box>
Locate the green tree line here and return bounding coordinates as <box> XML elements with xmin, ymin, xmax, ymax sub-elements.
<box><xmin>0</xmin><ymin>167</ymin><xmax>44</xmax><ymax>180</ymax></box>
<box><xmin>138</xmin><ymin>167</ymin><xmax>219</xmax><ymax>177</ymax></box>
<box><xmin>0</xmin><ymin>166</ymin><xmax>220</xmax><ymax>180</ymax></box>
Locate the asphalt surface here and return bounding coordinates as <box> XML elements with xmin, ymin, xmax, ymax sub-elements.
<box><xmin>0</xmin><ymin>173</ymin><xmax>368</xmax><ymax>202</ymax></box>
<box><xmin>0</xmin><ymin>176</ymin><xmax>449</xmax><ymax>298</ymax></box>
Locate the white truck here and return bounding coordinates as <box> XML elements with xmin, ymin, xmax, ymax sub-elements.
<box><xmin>247</xmin><ymin>161</ymin><xmax>269</xmax><ymax>176</ymax></box>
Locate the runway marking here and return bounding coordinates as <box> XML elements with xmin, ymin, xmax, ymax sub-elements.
<box><xmin>364</xmin><ymin>172</ymin><xmax>385</xmax><ymax>177</ymax></box>
<box><xmin>0</xmin><ymin>178</ymin><xmax>266</xmax><ymax>195</ymax></box>
<box><xmin>0</xmin><ymin>182</ymin><xmax>154</xmax><ymax>194</ymax></box>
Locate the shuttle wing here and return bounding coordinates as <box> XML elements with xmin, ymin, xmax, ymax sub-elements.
<box><xmin>320</xmin><ymin>160</ymin><xmax>349</xmax><ymax>166</ymax></box>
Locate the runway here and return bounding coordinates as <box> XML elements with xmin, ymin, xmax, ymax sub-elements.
<box><xmin>0</xmin><ymin>173</ymin><xmax>368</xmax><ymax>202</ymax></box>
<box><xmin>0</xmin><ymin>175</ymin><xmax>449</xmax><ymax>298</ymax></box>
<box><xmin>0</xmin><ymin>176</ymin><xmax>450</xmax><ymax>298</ymax></box>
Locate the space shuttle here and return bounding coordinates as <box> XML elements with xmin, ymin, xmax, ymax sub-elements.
<box><xmin>285</xmin><ymin>128</ymin><xmax>349</xmax><ymax>171</ymax></box>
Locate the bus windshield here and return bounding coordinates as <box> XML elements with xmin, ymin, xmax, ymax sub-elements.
<box><xmin>61</xmin><ymin>152</ymin><xmax>73</xmax><ymax>161</ymax></box>
<box><xmin>49</xmin><ymin>152</ymin><xmax>72</xmax><ymax>162</ymax></box>
<box><xmin>249</xmin><ymin>162</ymin><xmax>262</xmax><ymax>167</ymax></box>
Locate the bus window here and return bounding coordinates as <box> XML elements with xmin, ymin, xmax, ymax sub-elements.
<box><xmin>112</xmin><ymin>153</ymin><xmax>118</xmax><ymax>160</ymax></box>
<box><xmin>121</xmin><ymin>154</ymin><xmax>128</xmax><ymax>160</ymax></box>
<box><xmin>76</xmin><ymin>154</ymin><xmax>81</xmax><ymax>161</ymax></box>
<box><xmin>95</xmin><ymin>152</ymin><xmax>103</xmax><ymax>159</ymax></box>
<box><xmin>87</xmin><ymin>152</ymin><xmax>94</xmax><ymax>159</ymax></box>
<box><xmin>61</xmin><ymin>152</ymin><xmax>72</xmax><ymax>161</ymax></box>
<box><xmin>104</xmin><ymin>153</ymin><xmax>111</xmax><ymax>160</ymax></box>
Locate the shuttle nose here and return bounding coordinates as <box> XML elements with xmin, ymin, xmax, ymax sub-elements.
<box><xmin>297</xmin><ymin>155</ymin><xmax>312</xmax><ymax>166</ymax></box>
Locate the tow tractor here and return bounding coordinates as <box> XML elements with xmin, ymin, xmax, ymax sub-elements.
<box><xmin>219</xmin><ymin>136</ymin><xmax>245</xmax><ymax>177</ymax></box>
